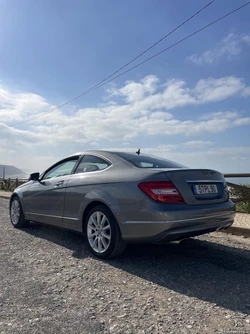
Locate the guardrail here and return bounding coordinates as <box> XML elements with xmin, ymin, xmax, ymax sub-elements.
<box><xmin>224</xmin><ymin>173</ymin><xmax>250</xmax><ymax>204</ymax></box>
<box><xmin>0</xmin><ymin>178</ymin><xmax>28</xmax><ymax>192</ymax></box>
<box><xmin>224</xmin><ymin>173</ymin><xmax>250</xmax><ymax>213</ymax></box>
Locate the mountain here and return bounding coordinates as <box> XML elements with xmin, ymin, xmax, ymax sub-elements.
<box><xmin>0</xmin><ymin>164</ymin><xmax>28</xmax><ymax>179</ymax></box>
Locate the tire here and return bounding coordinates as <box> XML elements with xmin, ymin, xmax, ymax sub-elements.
<box><xmin>84</xmin><ymin>205</ymin><xmax>126</xmax><ymax>259</ymax></box>
<box><xmin>10</xmin><ymin>196</ymin><xmax>30</xmax><ymax>228</ymax></box>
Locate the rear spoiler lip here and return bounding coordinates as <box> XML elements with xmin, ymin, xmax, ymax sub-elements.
<box><xmin>186</xmin><ymin>180</ymin><xmax>224</xmax><ymax>183</ymax></box>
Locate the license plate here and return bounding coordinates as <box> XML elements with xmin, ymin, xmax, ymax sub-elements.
<box><xmin>193</xmin><ymin>184</ymin><xmax>218</xmax><ymax>195</ymax></box>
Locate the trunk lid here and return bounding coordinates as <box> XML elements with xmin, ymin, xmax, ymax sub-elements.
<box><xmin>143</xmin><ymin>168</ymin><xmax>228</xmax><ymax>205</ymax></box>
<box><xmin>165</xmin><ymin>169</ymin><xmax>227</xmax><ymax>205</ymax></box>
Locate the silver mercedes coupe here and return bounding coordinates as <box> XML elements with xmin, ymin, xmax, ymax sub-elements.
<box><xmin>9</xmin><ymin>150</ymin><xmax>235</xmax><ymax>258</ymax></box>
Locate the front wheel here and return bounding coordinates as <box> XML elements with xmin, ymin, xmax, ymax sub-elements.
<box><xmin>84</xmin><ymin>205</ymin><xmax>126</xmax><ymax>259</ymax></box>
<box><xmin>10</xmin><ymin>197</ymin><xmax>30</xmax><ymax>228</ymax></box>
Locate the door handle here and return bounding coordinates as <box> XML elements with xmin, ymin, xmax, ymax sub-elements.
<box><xmin>55</xmin><ymin>180</ymin><xmax>64</xmax><ymax>187</ymax></box>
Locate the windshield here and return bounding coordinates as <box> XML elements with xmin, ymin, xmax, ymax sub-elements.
<box><xmin>113</xmin><ymin>152</ymin><xmax>186</xmax><ymax>169</ymax></box>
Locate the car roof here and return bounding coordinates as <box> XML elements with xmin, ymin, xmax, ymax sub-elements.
<box><xmin>67</xmin><ymin>150</ymin><xmax>139</xmax><ymax>158</ymax></box>
<box><xmin>66</xmin><ymin>150</ymin><xmax>150</xmax><ymax>165</ymax></box>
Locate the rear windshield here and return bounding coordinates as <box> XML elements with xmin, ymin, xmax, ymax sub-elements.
<box><xmin>114</xmin><ymin>152</ymin><xmax>185</xmax><ymax>169</ymax></box>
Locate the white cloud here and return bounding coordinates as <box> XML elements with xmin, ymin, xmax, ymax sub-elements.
<box><xmin>110</xmin><ymin>75</ymin><xmax>159</xmax><ymax>102</ymax></box>
<box><xmin>200</xmin><ymin>111</ymin><xmax>239</xmax><ymax>121</ymax></box>
<box><xmin>1</xmin><ymin>105</ymin><xmax>249</xmax><ymax>157</ymax></box>
<box><xmin>0</xmin><ymin>123</ymin><xmax>47</xmax><ymax>146</ymax></box>
<box><xmin>242</xmin><ymin>86</ymin><xmax>250</xmax><ymax>97</ymax></box>
<box><xmin>0</xmin><ymin>87</ymin><xmax>54</xmax><ymax>123</ymax></box>
<box><xmin>1</xmin><ymin>75</ymin><xmax>249</xmax><ymax>133</ymax></box>
<box><xmin>32</xmin><ymin>104</ymin><xmax>249</xmax><ymax>141</ymax></box>
<box><xmin>195</xmin><ymin>77</ymin><xmax>246</xmax><ymax>102</ymax></box>
<box><xmin>0</xmin><ymin>75</ymin><xmax>250</xmax><ymax>171</ymax></box>
<box><xmin>188</xmin><ymin>33</ymin><xmax>250</xmax><ymax>65</ymax></box>
<box><xmin>111</xmin><ymin>76</ymin><xmax>249</xmax><ymax>110</ymax></box>
<box><xmin>112</xmin><ymin>78</ymin><xmax>197</xmax><ymax>111</ymax></box>
<box><xmin>183</xmin><ymin>141</ymin><xmax>213</xmax><ymax>148</ymax></box>
<box><xmin>242</xmin><ymin>34</ymin><xmax>250</xmax><ymax>45</ymax></box>
<box><xmin>0</xmin><ymin>75</ymin><xmax>250</xmax><ymax>146</ymax></box>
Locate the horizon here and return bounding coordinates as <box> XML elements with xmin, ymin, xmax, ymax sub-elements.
<box><xmin>1</xmin><ymin>160</ymin><xmax>250</xmax><ymax>186</ymax></box>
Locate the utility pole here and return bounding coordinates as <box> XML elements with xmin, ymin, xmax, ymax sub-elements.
<box><xmin>1</xmin><ymin>166</ymin><xmax>5</xmax><ymax>179</ymax></box>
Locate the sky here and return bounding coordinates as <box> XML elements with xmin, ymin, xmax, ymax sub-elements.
<box><xmin>0</xmin><ymin>0</ymin><xmax>250</xmax><ymax>176</ymax></box>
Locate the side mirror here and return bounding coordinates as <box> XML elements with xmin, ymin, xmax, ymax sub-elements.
<box><xmin>29</xmin><ymin>172</ymin><xmax>40</xmax><ymax>181</ymax></box>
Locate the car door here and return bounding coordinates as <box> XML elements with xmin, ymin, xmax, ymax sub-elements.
<box><xmin>62</xmin><ymin>154</ymin><xmax>112</xmax><ymax>231</ymax></box>
<box><xmin>25</xmin><ymin>156</ymin><xmax>80</xmax><ymax>226</ymax></box>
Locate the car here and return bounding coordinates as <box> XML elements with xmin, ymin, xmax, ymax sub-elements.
<box><xmin>9</xmin><ymin>150</ymin><xmax>235</xmax><ymax>258</ymax></box>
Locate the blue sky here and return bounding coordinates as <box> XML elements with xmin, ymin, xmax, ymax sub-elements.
<box><xmin>0</xmin><ymin>0</ymin><xmax>250</xmax><ymax>174</ymax></box>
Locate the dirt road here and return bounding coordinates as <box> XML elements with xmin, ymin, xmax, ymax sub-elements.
<box><xmin>1</xmin><ymin>198</ymin><xmax>250</xmax><ymax>333</ymax></box>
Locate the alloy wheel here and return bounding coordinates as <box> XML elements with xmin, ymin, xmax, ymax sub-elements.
<box><xmin>87</xmin><ymin>211</ymin><xmax>111</xmax><ymax>253</ymax></box>
<box><xmin>11</xmin><ymin>199</ymin><xmax>21</xmax><ymax>225</ymax></box>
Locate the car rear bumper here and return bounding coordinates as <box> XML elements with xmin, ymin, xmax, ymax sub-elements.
<box><xmin>120</xmin><ymin>210</ymin><xmax>235</xmax><ymax>243</ymax></box>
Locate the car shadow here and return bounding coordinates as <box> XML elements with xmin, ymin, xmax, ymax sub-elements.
<box><xmin>109</xmin><ymin>238</ymin><xmax>250</xmax><ymax>315</ymax></box>
<box><xmin>23</xmin><ymin>221</ymin><xmax>89</xmax><ymax>258</ymax></box>
<box><xmin>23</xmin><ymin>222</ymin><xmax>250</xmax><ymax>315</ymax></box>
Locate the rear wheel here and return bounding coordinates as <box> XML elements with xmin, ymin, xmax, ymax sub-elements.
<box><xmin>84</xmin><ymin>205</ymin><xmax>126</xmax><ymax>259</ymax></box>
<box><xmin>10</xmin><ymin>197</ymin><xmax>30</xmax><ymax>228</ymax></box>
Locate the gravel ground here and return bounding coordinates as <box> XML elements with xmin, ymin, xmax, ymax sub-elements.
<box><xmin>1</xmin><ymin>198</ymin><xmax>250</xmax><ymax>334</ymax></box>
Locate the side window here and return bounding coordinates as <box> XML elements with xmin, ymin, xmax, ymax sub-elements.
<box><xmin>43</xmin><ymin>158</ymin><xmax>79</xmax><ymax>180</ymax></box>
<box><xmin>140</xmin><ymin>162</ymin><xmax>154</xmax><ymax>168</ymax></box>
<box><xmin>75</xmin><ymin>155</ymin><xmax>111</xmax><ymax>174</ymax></box>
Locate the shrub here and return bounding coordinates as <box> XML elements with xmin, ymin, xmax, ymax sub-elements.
<box><xmin>229</xmin><ymin>184</ymin><xmax>250</xmax><ymax>213</ymax></box>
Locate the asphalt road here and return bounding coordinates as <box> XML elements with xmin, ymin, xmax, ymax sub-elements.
<box><xmin>1</xmin><ymin>198</ymin><xmax>250</xmax><ymax>334</ymax></box>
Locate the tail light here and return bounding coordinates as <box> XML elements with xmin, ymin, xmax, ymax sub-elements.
<box><xmin>138</xmin><ymin>181</ymin><xmax>185</xmax><ymax>204</ymax></box>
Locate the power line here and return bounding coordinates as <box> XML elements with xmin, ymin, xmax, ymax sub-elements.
<box><xmin>93</xmin><ymin>1</ymin><xmax>250</xmax><ymax>89</ymax></box>
<box><xmin>81</xmin><ymin>0</ymin><xmax>216</xmax><ymax>90</ymax></box>
<box><xmin>9</xmin><ymin>0</ymin><xmax>216</xmax><ymax>127</ymax></box>
<box><xmin>8</xmin><ymin>1</ymin><xmax>250</xmax><ymax>128</ymax></box>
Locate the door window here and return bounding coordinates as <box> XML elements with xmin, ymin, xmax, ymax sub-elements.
<box><xmin>43</xmin><ymin>158</ymin><xmax>79</xmax><ymax>180</ymax></box>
